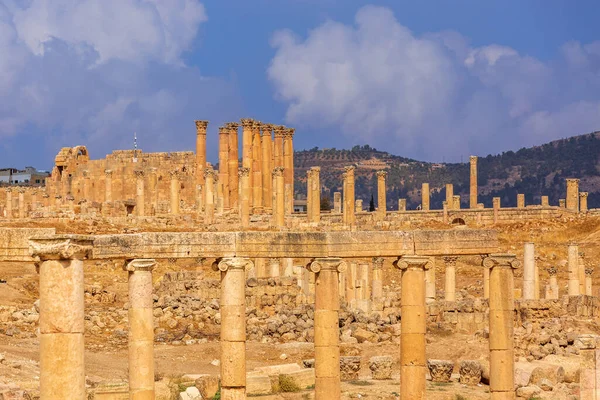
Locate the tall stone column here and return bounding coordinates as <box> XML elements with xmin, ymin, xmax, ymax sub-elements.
<box><xmin>580</xmin><ymin>192</ymin><xmax>589</xmax><ymax>212</ymax></box>
<box><xmin>425</xmin><ymin>258</ymin><xmax>436</xmax><ymax>303</ymax></box>
<box><xmin>218</xmin><ymin>126</ymin><xmax>230</xmax><ymax>210</ymax></box>
<box><xmin>134</xmin><ymin>170</ymin><xmax>145</xmax><ymax>216</ymax></box>
<box><xmin>215</xmin><ymin>257</ymin><xmax>253</xmax><ymax>400</ymax></box>
<box><xmin>568</xmin><ymin>243</ymin><xmax>580</xmax><ymax>296</ymax></box>
<box><xmin>421</xmin><ymin>182</ymin><xmax>430</xmax><ymax>211</ymax></box>
<box><xmin>566</xmin><ymin>178</ymin><xmax>580</xmax><ymax>212</ymax></box>
<box><xmin>482</xmin><ymin>255</ymin><xmax>490</xmax><ymax>299</ymax></box>
<box><xmin>149</xmin><ymin>168</ymin><xmax>158</xmax><ymax>215</ymax></box>
<box><xmin>559</xmin><ymin>199</ymin><xmax>566</xmax><ymax>208</ymax></box>
<box><xmin>251</xmin><ymin>121</ymin><xmax>263</xmax><ymax>213</ymax></box>
<box><xmin>227</xmin><ymin>123</ymin><xmax>240</xmax><ymax>209</ymax></box>
<box><xmin>395</xmin><ymin>256</ymin><xmax>430</xmax><ymax>400</ymax></box>
<box><xmin>534</xmin><ymin>256</ymin><xmax>540</xmax><ymax>300</ymax></box>
<box><xmin>30</xmin><ymin>236</ymin><xmax>93</xmax><ymax>400</ymax></box>
<box><xmin>523</xmin><ymin>242</ymin><xmax>535</xmax><ymax>300</ymax></box>
<box><xmin>445</xmin><ymin>184</ymin><xmax>454</xmax><ymax>210</ymax></box>
<box><xmin>443</xmin><ymin>256</ymin><xmax>458</xmax><ymax>302</ymax></box>
<box><xmin>346</xmin><ymin>262</ymin><xmax>357</xmax><ymax>306</ymax></box>
<box><xmin>283</xmin><ymin>128</ymin><xmax>295</xmax><ymax>215</ymax></box>
<box><xmin>311</xmin><ymin>167</ymin><xmax>321</xmax><ymax>223</ymax></box>
<box><xmin>333</xmin><ymin>192</ymin><xmax>342</xmax><ymax>213</ymax></box>
<box><xmin>169</xmin><ymin>170</ymin><xmax>180</xmax><ymax>215</ymax></box>
<box><xmin>17</xmin><ymin>188</ymin><xmax>25</xmax><ymax>219</ymax></box>
<box><xmin>82</xmin><ymin>171</ymin><xmax>90</xmax><ymax>202</ymax></box>
<box><xmin>343</xmin><ymin>166</ymin><xmax>356</xmax><ymax>227</ymax></box>
<box><xmin>517</xmin><ymin>194</ymin><xmax>525</xmax><ymax>208</ymax></box>
<box><xmin>442</xmin><ymin>201</ymin><xmax>449</xmax><ymax>223</ymax></box>
<box><xmin>372</xmin><ymin>257</ymin><xmax>384</xmax><ymax>304</ymax></box>
<box><xmin>493</xmin><ymin>197</ymin><xmax>501</xmax><ymax>223</ymax></box>
<box><xmin>124</xmin><ymin>259</ymin><xmax>156</xmax><ymax>399</ymax></box>
<box><xmin>470</xmin><ymin>155</ymin><xmax>478</xmax><ymax>209</ymax></box>
<box><xmin>241</xmin><ymin>118</ymin><xmax>254</xmax><ymax>208</ymax></box>
<box><xmin>356</xmin><ymin>262</ymin><xmax>371</xmax><ymax>313</ymax></box>
<box><xmin>195</xmin><ymin>120</ymin><xmax>208</xmax><ymax>186</ymax></box>
<box><xmin>261</xmin><ymin>124</ymin><xmax>273</xmax><ymax>212</ymax></box>
<box><xmin>104</xmin><ymin>169</ymin><xmax>113</xmax><ymax>202</ymax></box>
<box><xmin>545</xmin><ymin>267</ymin><xmax>559</xmax><ymax>300</ymax></box>
<box><xmin>204</xmin><ymin>169</ymin><xmax>217</xmax><ymax>225</ymax></box>
<box><xmin>483</xmin><ymin>254</ymin><xmax>519</xmax><ymax>400</ymax></box>
<box><xmin>585</xmin><ymin>267</ymin><xmax>594</xmax><ymax>296</ymax></box>
<box><xmin>579</xmin><ymin>252</ymin><xmax>586</xmax><ymax>295</ymax></box>
<box><xmin>239</xmin><ymin>168</ymin><xmax>250</xmax><ymax>229</ymax></box>
<box><xmin>309</xmin><ymin>258</ymin><xmax>346</xmax><ymax>399</ymax></box>
<box><xmin>273</xmin><ymin>167</ymin><xmax>285</xmax><ymax>227</ymax></box>
<box><xmin>377</xmin><ymin>171</ymin><xmax>387</xmax><ymax>218</ymax></box>
<box><xmin>306</xmin><ymin>169</ymin><xmax>313</xmax><ymax>223</ymax></box>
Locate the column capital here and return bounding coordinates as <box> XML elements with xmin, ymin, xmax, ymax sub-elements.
<box><xmin>104</xmin><ymin>169</ymin><xmax>113</xmax><ymax>177</ymax></box>
<box><xmin>566</xmin><ymin>178</ymin><xmax>580</xmax><ymax>185</ymax></box>
<box><xmin>273</xmin><ymin>125</ymin><xmax>286</xmax><ymax>138</ymax></box>
<box><xmin>31</xmin><ymin>189</ymin><xmax>38</xmax><ymax>195</ymax></box>
<box><xmin>546</xmin><ymin>266</ymin><xmax>558</xmax><ymax>276</ymax></box>
<box><xmin>470</xmin><ymin>155</ymin><xmax>478</xmax><ymax>163</ymax></box>
<box><xmin>30</xmin><ymin>235</ymin><xmax>93</xmax><ymax>261</ymax></box>
<box><xmin>442</xmin><ymin>256</ymin><xmax>459</xmax><ymax>266</ymax></box>
<box><xmin>218</xmin><ymin>126</ymin><xmax>228</xmax><ymax>135</ymax></box>
<box><xmin>251</xmin><ymin>120</ymin><xmax>262</xmax><ymax>132</ymax></box>
<box><xmin>283</xmin><ymin>127</ymin><xmax>295</xmax><ymax>139</ymax></box>
<box><xmin>169</xmin><ymin>169</ymin><xmax>181</xmax><ymax>178</ymax></box>
<box><xmin>482</xmin><ymin>253</ymin><xmax>520</xmax><ymax>269</ymax></box>
<box><xmin>42</xmin><ymin>193</ymin><xmax>50</xmax><ymax>199</ymax></box>
<box><xmin>124</xmin><ymin>258</ymin><xmax>156</xmax><ymax>272</ymax></box>
<box><xmin>393</xmin><ymin>255</ymin><xmax>432</xmax><ymax>270</ymax></box>
<box><xmin>273</xmin><ymin>166</ymin><xmax>284</xmax><ymax>177</ymax></box>
<box><xmin>17</xmin><ymin>187</ymin><xmax>25</xmax><ymax>194</ymax></box>
<box><xmin>134</xmin><ymin>170</ymin><xmax>145</xmax><ymax>178</ymax></box>
<box><xmin>585</xmin><ymin>266</ymin><xmax>594</xmax><ymax>276</ymax></box>
<box><xmin>195</xmin><ymin>120</ymin><xmax>209</xmax><ymax>134</ymax></box>
<box><xmin>372</xmin><ymin>257</ymin><xmax>384</xmax><ymax>269</ymax></box>
<box><xmin>238</xmin><ymin>167</ymin><xmax>250</xmax><ymax>177</ymax></box>
<box><xmin>261</xmin><ymin>123</ymin><xmax>273</xmax><ymax>136</ymax></box>
<box><xmin>204</xmin><ymin>168</ymin><xmax>217</xmax><ymax>179</ymax></box>
<box><xmin>240</xmin><ymin>118</ymin><xmax>255</xmax><ymax>128</ymax></box>
<box><xmin>580</xmin><ymin>192</ymin><xmax>589</xmax><ymax>198</ymax></box>
<box><xmin>376</xmin><ymin>170</ymin><xmax>387</xmax><ymax>178</ymax></box>
<box><xmin>308</xmin><ymin>257</ymin><xmax>346</xmax><ymax>273</ymax></box>
<box><xmin>225</xmin><ymin>122</ymin><xmax>239</xmax><ymax>132</ymax></box>
<box><xmin>213</xmin><ymin>257</ymin><xmax>253</xmax><ymax>272</ymax></box>
<box><xmin>310</xmin><ymin>166</ymin><xmax>321</xmax><ymax>173</ymax></box>
<box><xmin>344</xmin><ymin>165</ymin><xmax>356</xmax><ymax>174</ymax></box>
<box><xmin>5</xmin><ymin>187</ymin><xmax>12</xmax><ymax>193</ymax></box>
<box><xmin>55</xmin><ymin>195</ymin><xmax>62</xmax><ymax>199</ymax></box>
<box><xmin>579</xmin><ymin>251</ymin><xmax>586</xmax><ymax>259</ymax></box>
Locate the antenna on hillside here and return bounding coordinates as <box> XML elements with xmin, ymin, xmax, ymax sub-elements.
<box><xmin>133</xmin><ymin>132</ymin><xmax>138</xmax><ymax>163</ymax></box>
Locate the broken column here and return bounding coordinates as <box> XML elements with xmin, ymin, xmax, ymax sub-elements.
<box><xmin>204</xmin><ymin>168</ymin><xmax>217</xmax><ymax>225</ymax></box>
<box><xmin>333</xmin><ymin>192</ymin><xmax>342</xmax><ymax>213</ymax></box>
<box><xmin>541</xmin><ymin>196</ymin><xmax>549</xmax><ymax>207</ymax></box>
<box><xmin>311</xmin><ymin>167</ymin><xmax>321</xmax><ymax>223</ymax></box>
<box><xmin>443</xmin><ymin>256</ymin><xmax>458</xmax><ymax>302</ymax></box>
<box><xmin>104</xmin><ymin>169</ymin><xmax>113</xmax><ymax>202</ymax></box>
<box><xmin>568</xmin><ymin>243</ymin><xmax>580</xmax><ymax>296</ymax></box>
<box><xmin>195</xmin><ymin>120</ymin><xmax>208</xmax><ymax>186</ymax></box>
<box><xmin>445</xmin><ymin>184</ymin><xmax>454</xmax><ymax>210</ymax></box>
<box><xmin>442</xmin><ymin>201</ymin><xmax>448</xmax><ymax>223</ymax></box>
<box><xmin>580</xmin><ymin>192</ymin><xmax>589</xmax><ymax>213</ymax></box>
<box><xmin>483</xmin><ymin>254</ymin><xmax>519</xmax><ymax>400</ymax></box>
<box><xmin>261</xmin><ymin>124</ymin><xmax>273</xmax><ymax>213</ymax></box>
<box><xmin>310</xmin><ymin>258</ymin><xmax>346</xmax><ymax>399</ymax></box>
<box><xmin>238</xmin><ymin>167</ymin><xmax>250</xmax><ymax>229</ymax></box>
<box><xmin>545</xmin><ymin>267</ymin><xmax>559</xmax><ymax>300</ymax></box>
<box><xmin>169</xmin><ymin>170</ymin><xmax>180</xmax><ymax>215</ymax></box>
<box><xmin>566</xmin><ymin>178</ymin><xmax>580</xmax><ymax>212</ymax></box>
<box><xmin>493</xmin><ymin>197</ymin><xmax>501</xmax><ymax>223</ymax></box>
<box><xmin>421</xmin><ymin>183</ymin><xmax>430</xmax><ymax>211</ymax></box>
<box><xmin>227</xmin><ymin>123</ymin><xmax>240</xmax><ymax>209</ymax></box>
<box><xmin>343</xmin><ymin>166</ymin><xmax>356</xmax><ymax>227</ymax></box>
<box><xmin>273</xmin><ymin>167</ymin><xmax>285</xmax><ymax>228</ymax></box>
<box><xmin>517</xmin><ymin>194</ymin><xmax>525</xmax><ymax>208</ymax></box>
<box><xmin>306</xmin><ymin>170</ymin><xmax>313</xmax><ymax>222</ymax></box>
<box><xmin>398</xmin><ymin>198</ymin><xmax>406</xmax><ymax>212</ymax></box>
<box><xmin>395</xmin><ymin>256</ymin><xmax>430</xmax><ymax>400</ymax></box>
<box><xmin>453</xmin><ymin>195</ymin><xmax>461</xmax><ymax>210</ymax></box>
<box><xmin>470</xmin><ymin>156</ymin><xmax>478</xmax><ymax>209</ymax></box>
<box><xmin>134</xmin><ymin>170</ymin><xmax>145</xmax><ymax>216</ymax></box>
<box><xmin>30</xmin><ymin>236</ymin><xmax>93</xmax><ymax>400</ymax></box>
<box><xmin>377</xmin><ymin>171</ymin><xmax>388</xmax><ymax>218</ymax></box>
<box><xmin>215</xmin><ymin>257</ymin><xmax>253</xmax><ymax>399</ymax></box>
<box><xmin>523</xmin><ymin>242</ymin><xmax>535</xmax><ymax>300</ymax></box>
<box><xmin>124</xmin><ymin>259</ymin><xmax>156</xmax><ymax>399</ymax></box>
<box><xmin>283</xmin><ymin>128</ymin><xmax>295</xmax><ymax>215</ymax></box>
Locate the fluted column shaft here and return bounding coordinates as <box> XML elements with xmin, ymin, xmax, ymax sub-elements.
<box><xmin>239</xmin><ymin>168</ymin><xmax>250</xmax><ymax>229</ymax></box>
<box><xmin>241</xmin><ymin>119</ymin><xmax>254</xmax><ymax>208</ymax></box>
<box><xmin>251</xmin><ymin>122</ymin><xmax>263</xmax><ymax>212</ymax></box>
<box><xmin>311</xmin><ymin>167</ymin><xmax>321</xmax><ymax>223</ymax></box>
<box><xmin>343</xmin><ymin>166</ymin><xmax>356</xmax><ymax>226</ymax></box>
<box><xmin>523</xmin><ymin>243</ymin><xmax>535</xmax><ymax>300</ymax></box>
<box><xmin>273</xmin><ymin>167</ymin><xmax>285</xmax><ymax>227</ymax></box>
<box><xmin>261</xmin><ymin>124</ymin><xmax>273</xmax><ymax>212</ymax></box>
<box><xmin>372</xmin><ymin>257</ymin><xmax>384</xmax><ymax>302</ymax></box>
<box><xmin>227</xmin><ymin>123</ymin><xmax>239</xmax><ymax>209</ymax></box>
<box><xmin>195</xmin><ymin>121</ymin><xmax>208</xmax><ymax>186</ymax></box>
<box><xmin>421</xmin><ymin>182</ymin><xmax>430</xmax><ymax>211</ymax></box>
<box><xmin>18</xmin><ymin>189</ymin><xmax>25</xmax><ymax>219</ymax></box>
<box><xmin>283</xmin><ymin>129</ymin><xmax>295</xmax><ymax>215</ymax></box>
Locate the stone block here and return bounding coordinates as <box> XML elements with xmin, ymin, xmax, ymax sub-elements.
<box><xmin>516</xmin><ymin>385</ymin><xmax>541</xmax><ymax>399</ymax></box>
<box><xmin>427</xmin><ymin>359</ymin><xmax>454</xmax><ymax>382</ymax></box>
<box><xmin>279</xmin><ymin>368</ymin><xmax>315</xmax><ymax>389</ymax></box>
<box><xmin>529</xmin><ymin>362</ymin><xmax>565</xmax><ymax>386</ymax></box>
<box><xmin>255</xmin><ymin>363</ymin><xmax>302</xmax><ymax>376</ymax></box>
<box><xmin>543</xmin><ymin>355</ymin><xmax>581</xmax><ymax>383</ymax></box>
<box><xmin>369</xmin><ymin>356</ymin><xmax>393</xmax><ymax>380</ymax></box>
<box><xmin>459</xmin><ymin>360</ymin><xmax>482</xmax><ymax>385</ymax></box>
<box><xmin>194</xmin><ymin>375</ymin><xmax>220</xmax><ymax>399</ymax></box>
<box><xmin>179</xmin><ymin>386</ymin><xmax>201</xmax><ymax>400</ymax></box>
<box><xmin>247</xmin><ymin>373</ymin><xmax>272</xmax><ymax>395</ymax></box>
<box><xmin>340</xmin><ymin>356</ymin><xmax>361</xmax><ymax>381</ymax></box>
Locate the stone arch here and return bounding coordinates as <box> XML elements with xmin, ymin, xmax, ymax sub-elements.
<box><xmin>73</xmin><ymin>146</ymin><xmax>89</xmax><ymax>161</ymax></box>
<box><xmin>451</xmin><ymin>217</ymin><xmax>466</xmax><ymax>225</ymax></box>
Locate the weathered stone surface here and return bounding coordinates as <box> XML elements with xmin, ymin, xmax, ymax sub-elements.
<box><xmin>369</xmin><ymin>356</ymin><xmax>393</xmax><ymax>380</ymax></box>
<box><xmin>459</xmin><ymin>360</ymin><xmax>482</xmax><ymax>385</ymax></box>
<box><xmin>194</xmin><ymin>375</ymin><xmax>220</xmax><ymax>399</ymax></box>
<box><xmin>516</xmin><ymin>385</ymin><xmax>541</xmax><ymax>399</ymax></box>
<box><xmin>543</xmin><ymin>355</ymin><xmax>580</xmax><ymax>383</ymax></box>
<box><xmin>340</xmin><ymin>356</ymin><xmax>361</xmax><ymax>381</ymax></box>
<box><xmin>279</xmin><ymin>368</ymin><xmax>315</xmax><ymax>389</ymax></box>
<box><xmin>247</xmin><ymin>373</ymin><xmax>272</xmax><ymax>395</ymax></box>
<box><xmin>529</xmin><ymin>362</ymin><xmax>564</xmax><ymax>386</ymax></box>
<box><xmin>426</xmin><ymin>359</ymin><xmax>454</xmax><ymax>382</ymax></box>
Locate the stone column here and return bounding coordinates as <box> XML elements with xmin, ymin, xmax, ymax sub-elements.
<box><xmin>17</xmin><ymin>188</ymin><xmax>25</xmax><ymax>219</ymax></box>
<box><xmin>241</xmin><ymin>118</ymin><xmax>254</xmax><ymax>208</ymax></box>
<box><xmin>309</xmin><ymin>258</ymin><xmax>346</xmax><ymax>399</ymax></box>
<box><xmin>493</xmin><ymin>197</ymin><xmax>501</xmax><ymax>223</ymax></box>
<box><xmin>105</xmin><ymin>169</ymin><xmax>113</xmax><ymax>202</ymax></box>
<box><xmin>372</xmin><ymin>257</ymin><xmax>384</xmax><ymax>303</ymax></box>
<box><xmin>541</xmin><ymin>196</ymin><xmax>549</xmax><ymax>207</ymax></box>
<box><xmin>395</xmin><ymin>256</ymin><xmax>430</xmax><ymax>400</ymax></box>
<box><xmin>251</xmin><ymin>121</ymin><xmax>263</xmax><ymax>213</ymax></box>
<box><xmin>377</xmin><ymin>171</ymin><xmax>388</xmax><ymax>218</ymax></box>
<box><xmin>273</xmin><ymin>125</ymin><xmax>285</xmax><ymax>169</ymax></box>
<box><xmin>579</xmin><ymin>334</ymin><xmax>600</xmax><ymax>400</ymax></box>
<box><xmin>421</xmin><ymin>182</ymin><xmax>430</xmax><ymax>211</ymax></box>
<box><xmin>483</xmin><ymin>254</ymin><xmax>519</xmax><ymax>400</ymax></box>
<box><xmin>195</xmin><ymin>120</ymin><xmax>208</xmax><ymax>186</ymax></box>
<box><xmin>534</xmin><ymin>256</ymin><xmax>540</xmax><ymax>300</ymax></box>
<box><xmin>227</xmin><ymin>123</ymin><xmax>240</xmax><ymax>209</ymax></box>
<box><xmin>445</xmin><ymin>184</ymin><xmax>454</xmax><ymax>210</ymax></box>
<box><xmin>311</xmin><ymin>167</ymin><xmax>321</xmax><ymax>223</ymax></box>
<box><xmin>261</xmin><ymin>124</ymin><xmax>273</xmax><ymax>212</ymax></box>
<box><xmin>566</xmin><ymin>178</ymin><xmax>579</xmax><ymax>212</ymax></box>
<box><xmin>355</xmin><ymin>199</ymin><xmax>362</xmax><ymax>211</ymax></box>
<box><xmin>568</xmin><ymin>243</ymin><xmax>580</xmax><ymax>296</ymax></box>
<box><xmin>580</xmin><ymin>192</ymin><xmax>589</xmax><ymax>213</ymax></box>
<box><xmin>346</xmin><ymin>262</ymin><xmax>357</xmax><ymax>307</ymax></box>
<box><xmin>306</xmin><ymin>169</ymin><xmax>313</xmax><ymax>223</ymax></box>
<box><xmin>559</xmin><ymin>199</ymin><xmax>566</xmax><ymax>208</ymax></box>
<box><xmin>273</xmin><ymin>167</ymin><xmax>285</xmax><ymax>228</ymax></box>
<box><xmin>398</xmin><ymin>198</ymin><xmax>406</xmax><ymax>211</ymax></box>
<box><xmin>218</xmin><ymin>126</ymin><xmax>230</xmax><ymax>210</ymax></box>
<box><xmin>283</xmin><ymin>128</ymin><xmax>295</xmax><ymax>215</ymax></box>
<box><xmin>482</xmin><ymin>256</ymin><xmax>490</xmax><ymax>299</ymax></box>
<box><xmin>42</xmin><ymin>193</ymin><xmax>50</xmax><ymax>209</ymax></box>
<box><xmin>124</xmin><ymin>259</ymin><xmax>156</xmax><ymax>399</ymax></box>
<box><xmin>148</xmin><ymin>168</ymin><xmax>158</xmax><ymax>215</ymax></box>
<box><xmin>333</xmin><ymin>192</ymin><xmax>342</xmax><ymax>213</ymax></box>
<box><xmin>442</xmin><ymin>201</ymin><xmax>448</xmax><ymax>223</ymax></box>
<box><xmin>356</xmin><ymin>261</ymin><xmax>371</xmax><ymax>313</ymax></box>
<box><xmin>31</xmin><ymin>190</ymin><xmax>38</xmax><ymax>211</ymax></box>
<box><xmin>579</xmin><ymin>252</ymin><xmax>587</xmax><ymax>295</ymax></box>
<box><xmin>470</xmin><ymin>155</ymin><xmax>478</xmax><ymax>209</ymax></box>
<box><xmin>443</xmin><ymin>256</ymin><xmax>458</xmax><ymax>302</ymax></box>
<box><xmin>30</xmin><ymin>236</ymin><xmax>93</xmax><ymax>400</ymax></box>
<box><xmin>517</xmin><ymin>194</ymin><xmax>525</xmax><ymax>208</ymax></box>
<box><xmin>343</xmin><ymin>166</ymin><xmax>356</xmax><ymax>226</ymax></box>
<box><xmin>215</xmin><ymin>257</ymin><xmax>253</xmax><ymax>399</ymax></box>
<box><xmin>55</xmin><ymin>195</ymin><xmax>63</xmax><ymax>209</ymax></box>
<box><xmin>585</xmin><ymin>267</ymin><xmax>594</xmax><ymax>296</ymax></box>
<box><xmin>453</xmin><ymin>195</ymin><xmax>461</xmax><ymax>210</ymax></box>
<box><xmin>269</xmin><ymin>258</ymin><xmax>281</xmax><ymax>278</ymax></box>
<box><xmin>169</xmin><ymin>170</ymin><xmax>180</xmax><ymax>215</ymax></box>
<box><xmin>239</xmin><ymin>168</ymin><xmax>250</xmax><ymax>229</ymax></box>
<box><xmin>523</xmin><ymin>242</ymin><xmax>535</xmax><ymax>300</ymax></box>
<box><xmin>545</xmin><ymin>267</ymin><xmax>559</xmax><ymax>300</ymax></box>
<box><xmin>425</xmin><ymin>258</ymin><xmax>436</xmax><ymax>303</ymax></box>
<box><xmin>204</xmin><ymin>169</ymin><xmax>217</xmax><ymax>225</ymax></box>
<box><xmin>134</xmin><ymin>170</ymin><xmax>145</xmax><ymax>216</ymax></box>
<box><xmin>82</xmin><ymin>171</ymin><xmax>90</xmax><ymax>202</ymax></box>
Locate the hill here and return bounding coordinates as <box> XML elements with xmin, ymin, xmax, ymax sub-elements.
<box><xmin>293</xmin><ymin>132</ymin><xmax>600</xmax><ymax>210</ymax></box>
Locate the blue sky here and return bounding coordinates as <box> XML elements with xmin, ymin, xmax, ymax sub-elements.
<box><xmin>1</xmin><ymin>0</ymin><xmax>599</xmax><ymax>169</ymax></box>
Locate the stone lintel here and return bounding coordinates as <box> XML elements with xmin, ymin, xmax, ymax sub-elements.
<box><xmin>30</xmin><ymin>235</ymin><xmax>93</xmax><ymax>260</ymax></box>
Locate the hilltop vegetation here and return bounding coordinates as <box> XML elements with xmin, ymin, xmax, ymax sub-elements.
<box><xmin>294</xmin><ymin>132</ymin><xmax>600</xmax><ymax>210</ymax></box>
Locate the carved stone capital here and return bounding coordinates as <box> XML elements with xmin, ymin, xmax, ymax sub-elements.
<box><xmin>580</xmin><ymin>192</ymin><xmax>589</xmax><ymax>199</ymax></box>
<box><xmin>213</xmin><ymin>257</ymin><xmax>253</xmax><ymax>272</ymax></box>
<box><xmin>238</xmin><ymin>167</ymin><xmax>250</xmax><ymax>177</ymax></box>
<box><xmin>310</xmin><ymin>166</ymin><xmax>321</xmax><ymax>173</ymax></box>
<box><xmin>240</xmin><ymin>118</ymin><xmax>254</xmax><ymax>128</ymax></box>
<box><xmin>443</xmin><ymin>256</ymin><xmax>459</xmax><ymax>267</ymax></box>
<box><xmin>273</xmin><ymin>166</ymin><xmax>285</xmax><ymax>177</ymax></box>
<box><xmin>393</xmin><ymin>255</ymin><xmax>432</xmax><ymax>270</ymax></box>
<box><xmin>273</xmin><ymin>125</ymin><xmax>286</xmax><ymax>138</ymax></box>
<box><xmin>585</xmin><ymin>267</ymin><xmax>594</xmax><ymax>276</ymax></box>
<box><xmin>376</xmin><ymin>170</ymin><xmax>387</xmax><ymax>178</ymax></box>
<box><xmin>134</xmin><ymin>170</ymin><xmax>144</xmax><ymax>178</ymax></box>
<box><xmin>470</xmin><ymin>156</ymin><xmax>478</xmax><ymax>163</ymax></box>
<box><xmin>30</xmin><ymin>235</ymin><xmax>93</xmax><ymax>261</ymax></box>
<box><xmin>372</xmin><ymin>257</ymin><xmax>384</xmax><ymax>269</ymax></box>
<box><xmin>283</xmin><ymin>127</ymin><xmax>295</xmax><ymax>139</ymax></box>
<box><xmin>17</xmin><ymin>188</ymin><xmax>25</xmax><ymax>194</ymax></box>
<box><xmin>104</xmin><ymin>169</ymin><xmax>113</xmax><ymax>177</ymax></box>
<box><xmin>5</xmin><ymin>187</ymin><xmax>12</xmax><ymax>193</ymax></box>
<box><xmin>204</xmin><ymin>168</ymin><xmax>217</xmax><ymax>179</ymax></box>
<box><xmin>169</xmin><ymin>170</ymin><xmax>180</xmax><ymax>178</ymax></box>
<box><xmin>124</xmin><ymin>258</ymin><xmax>156</xmax><ymax>272</ymax></box>
<box><xmin>308</xmin><ymin>257</ymin><xmax>346</xmax><ymax>274</ymax></box>
<box><xmin>579</xmin><ymin>252</ymin><xmax>586</xmax><ymax>259</ymax></box>
<box><xmin>482</xmin><ymin>253</ymin><xmax>520</xmax><ymax>269</ymax></box>
<box><xmin>42</xmin><ymin>194</ymin><xmax>50</xmax><ymax>198</ymax></box>
<box><xmin>546</xmin><ymin>266</ymin><xmax>557</xmax><ymax>276</ymax></box>
<box><xmin>344</xmin><ymin>165</ymin><xmax>356</xmax><ymax>174</ymax></box>
<box><xmin>218</xmin><ymin>126</ymin><xmax>228</xmax><ymax>135</ymax></box>
<box><xmin>261</xmin><ymin>124</ymin><xmax>273</xmax><ymax>136</ymax></box>
<box><xmin>195</xmin><ymin>120</ymin><xmax>209</xmax><ymax>134</ymax></box>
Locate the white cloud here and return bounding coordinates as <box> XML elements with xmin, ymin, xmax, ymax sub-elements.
<box><xmin>268</xmin><ymin>5</ymin><xmax>600</xmax><ymax>160</ymax></box>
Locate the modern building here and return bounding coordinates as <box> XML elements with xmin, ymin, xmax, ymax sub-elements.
<box><xmin>0</xmin><ymin>167</ymin><xmax>50</xmax><ymax>185</ymax></box>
